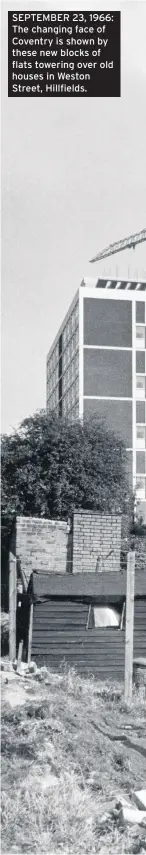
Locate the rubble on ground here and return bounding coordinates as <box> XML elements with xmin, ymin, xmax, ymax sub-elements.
<box><xmin>0</xmin><ymin>657</ymin><xmax>62</xmax><ymax>686</ymax></box>
<box><xmin>1</xmin><ymin>656</ymin><xmax>146</xmax><ymax>838</ymax></box>
<box><xmin>0</xmin><ymin>657</ymin><xmax>45</xmax><ymax>679</ymax></box>
<box><xmin>114</xmin><ymin>791</ymin><xmax>146</xmax><ymax>828</ymax></box>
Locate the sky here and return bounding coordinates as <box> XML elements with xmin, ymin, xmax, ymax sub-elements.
<box><xmin>1</xmin><ymin>1</ymin><xmax>146</xmax><ymax>433</ymax></box>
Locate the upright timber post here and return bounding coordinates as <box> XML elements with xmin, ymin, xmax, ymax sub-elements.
<box><xmin>27</xmin><ymin>604</ymin><xmax>33</xmax><ymax>666</ymax></box>
<box><xmin>9</xmin><ymin>552</ymin><xmax>17</xmax><ymax>662</ymax></box>
<box><xmin>124</xmin><ymin>550</ymin><xmax>135</xmax><ymax>703</ymax></box>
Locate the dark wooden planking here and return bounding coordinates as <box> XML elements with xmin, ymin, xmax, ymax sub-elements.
<box><xmin>33</xmin><ymin>619</ymin><xmax>88</xmax><ymax>624</ymax></box>
<box><xmin>33</xmin><ymin>625</ymin><xmax>146</xmax><ymax>636</ymax></box>
<box><xmin>33</xmin><ymin>618</ymin><xmax>89</xmax><ymax>625</ymax></box>
<box><xmin>32</xmin><ymin>639</ymin><xmax>125</xmax><ymax>648</ymax></box>
<box><xmin>33</xmin><ymin>658</ymin><xmax>124</xmax><ymax>678</ymax></box>
<box><xmin>34</xmin><ymin>599</ymin><xmax>146</xmax><ymax>609</ymax></box>
<box><xmin>134</xmin><ymin>601</ymin><xmax>146</xmax><ymax>630</ymax></box>
<box><xmin>32</xmin><ymin>628</ymin><xmax>144</xmax><ymax>640</ymax></box>
<box><xmin>32</xmin><ymin>591</ymin><xmax>146</xmax><ymax>681</ymax></box>
<box><xmin>33</xmin><ymin>651</ymin><xmax>125</xmax><ymax>663</ymax></box>
<box><xmin>32</xmin><ymin>639</ymin><xmax>126</xmax><ymax>648</ymax></box>
<box><xmin>32</xmin><ymin>632</ymin><xmax>127</xmax><ymax>639</ymax></box>
<box><xmin>32</xmin><ymin>643</ymin><xmax>126</xmax><ymax>655</ymax></box>
<box><xmin>34</xmin><ymin>614</ymin><xmax>89</xmax><ymax>621</ymax></box>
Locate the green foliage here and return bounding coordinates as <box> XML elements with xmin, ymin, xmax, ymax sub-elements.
<box><xmin>1</xmin><ymin>410</ymin><xmax>130</xmax><ymax>548</ymax></box>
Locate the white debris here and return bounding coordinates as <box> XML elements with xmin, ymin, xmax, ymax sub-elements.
<box><xmin>0</xmin><ymin>659</ymin><xmax>13</xmax><ymax>672</ymax></box>
<box><xmin>3</xmin><ymin>684</ymin><xmax>27</xmax><ymax>708</ymax></box>
<box><xmin>41</xmin><ymin>773</ymin><xmax>58</xmax><ymax>791</ymax></box>
<box><xmin>28</xmin><ymin>661</ymin><xmax>38</xmax><ymax>674</ymax></box>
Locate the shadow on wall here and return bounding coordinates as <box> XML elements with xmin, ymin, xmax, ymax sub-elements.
<box><xmin>66</xmin><ymin>528</ymin><xmax>73</xmax><ymax>574</ymax></box>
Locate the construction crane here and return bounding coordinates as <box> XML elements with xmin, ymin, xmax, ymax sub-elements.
<box><xmin>90</xmin><ymin>227</ymin><xmax>146</xmax><ymax>263</ymax></box>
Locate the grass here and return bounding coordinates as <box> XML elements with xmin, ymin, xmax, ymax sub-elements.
<box><xmin>1</xmin><ymin>665</ymin><xmax>146</xmax><ymax>854</ymax></box>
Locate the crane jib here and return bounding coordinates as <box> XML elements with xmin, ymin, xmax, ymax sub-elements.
<box><xmin>90</xmin><ymin>228</ymin><xmax>146</xmax><ymax>262</ymax></box>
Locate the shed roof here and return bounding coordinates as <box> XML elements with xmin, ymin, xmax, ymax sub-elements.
<box><xmin>30</xmin><ymin>569</ymin><xmax>146</xmax><ymax>603</ymax></box>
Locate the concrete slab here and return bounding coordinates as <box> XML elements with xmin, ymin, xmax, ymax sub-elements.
<box><xmin>132</xmin><ymin>791</ymin><xmax>146</xmax><ymax>811</ymax></box>
<box><xmin>120</xmin><ymin>806</ymin><xmax>146</xmax><ymax>826</ymax></box>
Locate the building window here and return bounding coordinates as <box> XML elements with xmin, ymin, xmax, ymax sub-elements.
<box><xmin>136</xmin><ymin>326</ymin><xmax>145</xmax><ymax>348</ymax></box>
<box><xmin>70</xmin><ymin>313</ymin><xmax>73</xmax><ymax>335</ymax></box>
<box><xmin>74</xmin><ymin>302</ymin><xmax>79</xmax><ymax>326</ymax></box>
<box><xmin>63</xmin><ymin>350</ymin><xmax>67</xmax><ymax>370</ymax></box>
<box><xmin>55</xmin><ymin>343</ymin><xmax>59</xmax><ymax>363</ymax></box>
<box><xmin>136</xmin><ymin>451</ymin><xmax>145</xmax><ymax>474</ymax></box>
<box><xmin>136</xmin><ymin>351</ymin><xmax>145</xmax><ymax>374</ymax></box>
<box><xmin>62</xmin><ymin>327</ymin><xmax>66</xmax><ymax>349</ymax></box>
<box><xmin>72</xmin><ymin>310</ymin><xmax>76</xmax><ymax>331</ymax></box>
<box><xmin>136</xmin><ymin>477</ymin><xmax>145</xmax><ymax>499</ymax></box>
<box><xmin>72</xmin><ymin>358</ymin><xmax>76</xmax><ymax>381</ymax></box>
<box><xmin>136</xmin><ymin>426</ymin><xmax>145</xmax><ymax>448</ymax></box>
<box><xmin>136</xmin><ymin>302</ymin><xmax>145</xmax><ymax>324</ymax></box>
<box><xmin>136</xmin><ymin>402</ymin><xmax>145</xmax><ymax>424</ymax></box>
<box><xmin>70</xmin><ymin>337</ymin><xmax>73</xmax><ymax>357</ymax></box>
<box><xmin>66</xmin><ymin>323</ymin><xmax>69</xmax><ymax>343</ymax></box>
<box><xmin>65</xmin><ymin>345</ymin><xmax>68</xmax><ymax>366</ymax></box>
<box><xmin>75</xmin><ymin>352</ymin><xmax>79</xmax><ymax>375</ymax></box>
<box><xmin>63</xmin><ymin>374</ymin><xmax>66</xmax><ymax>394</ymax></box>
<box><xmin>136</xmin><ymin>376</ymin><xmax>145</xmax><ymax>399</ymax></box>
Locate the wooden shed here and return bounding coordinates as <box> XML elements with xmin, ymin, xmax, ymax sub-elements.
<box><xmin>25</xmin><ymin>569</ymin><xmax>146</xmax><ymax>680</ymax></box>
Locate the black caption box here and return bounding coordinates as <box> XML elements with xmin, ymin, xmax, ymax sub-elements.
<box><xmin>8</xmin><ymin>11</ymin><xmax>121</xmax><ymax>97</ymax></box>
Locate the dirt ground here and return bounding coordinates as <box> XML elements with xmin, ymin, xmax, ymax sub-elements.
<box><xmin>1</xmin><ymin>662</ymin><xmax>146</xmax><ymax>855</ymax></box>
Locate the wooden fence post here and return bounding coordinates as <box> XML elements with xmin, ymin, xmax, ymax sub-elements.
<box><xmin>27</xmin><ymin>604</ymin><xmax>33</xmax><ymax>666</ymax></box>
<box><xmin>124</xmin><ymin>550</ymin><xmax>135</xmax><ymax>703</ymax></box>
<box><xmin>9</xmin><ymin>552</ymin><xmax>17</xmax><ymax>662</ymax></box>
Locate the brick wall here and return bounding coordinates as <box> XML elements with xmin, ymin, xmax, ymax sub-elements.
<box><xmin>10</xmin><ymin>512</ymin><xmax>122</xmax><ymax>589</ymax></box>
<box><xmin>11</xmin><ymin>517</ymin><xmax>70</xmax><ymax>587</ymax></box>
<box><xmin>72</xmin><ymin>512</ymin><xmax>121</xmax><ymax>573</ymax></box>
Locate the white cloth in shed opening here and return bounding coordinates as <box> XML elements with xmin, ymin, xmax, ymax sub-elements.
<box><xmin>93</xmin><ymin>607</ymin><xmax>121</xmax><ymax>628</ymax></box>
